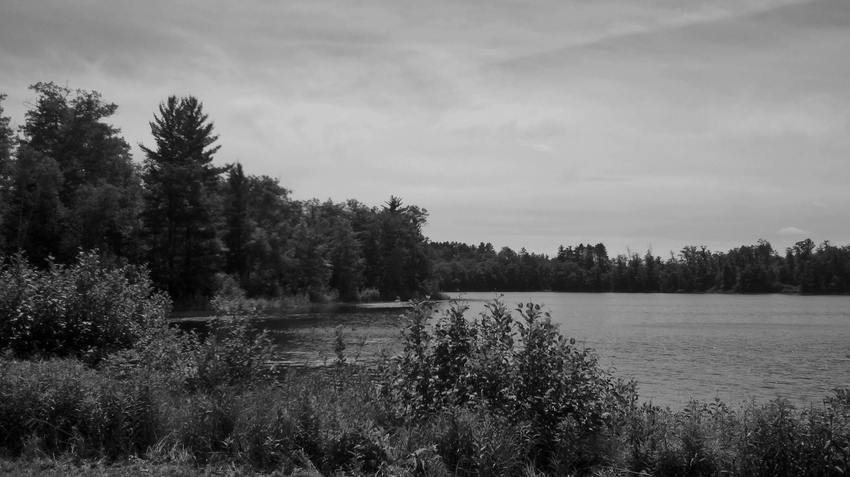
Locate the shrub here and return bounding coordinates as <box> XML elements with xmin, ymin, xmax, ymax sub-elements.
<box><xmin>106</xmin><ymin>284</ymin><xmax>276</xmax><ymax>394</ymax></box>
<box><xmin>0</xmin><ymin>252</ymin><xmax>169</xmax><ymax>365</ymax></box>
<box><xmin>102</xmin><ymin>319</ymin><xmax>200</xmax><ymax>391</ymax></box>
<box><xmin>187</xmin><ymin>286</ymin><xmax>276</xmax><ymax>391</ymax></box>
<box><xmin>382</xmin><ymin>297</ymin><xmax>637</xmax><ymax>472</ymax></box>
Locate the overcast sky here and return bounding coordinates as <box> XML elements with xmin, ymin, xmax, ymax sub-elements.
<box><xmin>2</xmin><ymin>0</ymin><xmax>849</xmax><ymax>256</ymax></box>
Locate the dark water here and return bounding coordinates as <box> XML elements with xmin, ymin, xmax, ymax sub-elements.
<box><xmin>450</xmin><ymin>292</ymin><xmax>850</xmax><ymax>408</ymax></box>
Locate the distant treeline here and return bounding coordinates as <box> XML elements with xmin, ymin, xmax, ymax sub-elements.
<box><xmin>430</xmin><ymin>239</ymin><xmax>850</xmax><ymax>294</ymax></box>
<box><xmin>0</xmin><ymin>83</ymin><xmax>431</xmax><ymax>305</ymax></box>
<box><xmin>2</xmin><ymin>83</ymin><xmax>849</xmax><ymax>304</ymax></box>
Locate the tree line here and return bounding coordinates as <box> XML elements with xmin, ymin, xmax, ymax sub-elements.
<box><xmin>0</xmin><ymin>83</ymin><xmax>430</xmax><ymax>306</ymax></box>
<box><xmin>430</xmin><ymin>238</ymin><xmax>850</xmax><ymax>294</ymax></box>
<box><xmin>3</xmin><ymin>82</ymin><xmax>850</xmax><ymax>304</ymax></box>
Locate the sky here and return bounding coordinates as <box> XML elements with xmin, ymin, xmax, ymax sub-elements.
<box><xmin>1</xmin><ymin>0</ymin><xmax>849</xmax><ymax>256</ymax></box>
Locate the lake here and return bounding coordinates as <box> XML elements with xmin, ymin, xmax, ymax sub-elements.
<box><xmin>451</xmin><ymin>292</ymin><xmax>850</xmax><ymax>408</ymax></box>
<box><xmin>250</xmin><ymin>292</ymin><xmax>850</xmax><ymax>408</ymax></box>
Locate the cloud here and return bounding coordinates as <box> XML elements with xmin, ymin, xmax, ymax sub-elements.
<box><xmin>1</xmin><ymin>0</ymin><xmax>850</xmax><ymax>256</ymax></box>
<box><xmin>777</xmin><ymin>226</ymin><xmax>812</xmax><ymax>237</ymax></box>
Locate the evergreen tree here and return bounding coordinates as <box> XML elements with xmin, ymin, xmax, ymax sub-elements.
<box><xmin>372</xmin><ymin>196</ymin><xmax>430</xmax><ymax>300</ymax></box>
<box><xmin>140</xmin><ymin>96</ymin><xmax>226</xmax><ymax>302</ymax></box>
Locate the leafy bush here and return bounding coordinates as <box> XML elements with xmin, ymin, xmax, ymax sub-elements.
<box><xmin>0</xmin><ymin>252</ymin><xmax>169</xmax><ymax>365</ymax></box>
<box><xmin>106</xmin><ymin>283</ymin><xmax>276</xmax><ymax>393</ymax></box>
<box><xmin>191</xmin><ymin>285</ymin><xmax>276</xmax><ymax>391</ymax></box>
<box><xmin>382</xmin><ymin>297</ymin><xmax>637</xmax><ymax>471</ymax></box>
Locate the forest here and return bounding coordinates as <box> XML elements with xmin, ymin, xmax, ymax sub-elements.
<box><xmin>2</xmin><ymin>82</ymin><xmax>849</xmax><ymax>307</ymax></box>
<box><xmin>430</xmin><ymin>238</ymin><xmax>850</xmax><ymax>294</ymax></box>
<box><xmin>0</xmin><ymin>83</ymin><xmax>431</xmax><ymax>306</ymax></box>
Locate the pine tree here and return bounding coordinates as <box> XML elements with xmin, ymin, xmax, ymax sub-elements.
<box><xmin>372</xmin><ymin>196</ymin><xmax>430</xmax><ymax>299</ymax></box>
<box><xmin>140</xmin><ymin>96</ymin><xmax>226</xmax><ymax>302</ymax></box>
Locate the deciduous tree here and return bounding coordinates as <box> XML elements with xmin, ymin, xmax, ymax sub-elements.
<box><xmin>3</xmin><ymin>83</ymin><xmax>141</xmax><ymax>260</ymax></box>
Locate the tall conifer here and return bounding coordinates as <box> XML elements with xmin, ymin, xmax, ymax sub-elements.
<box><xmin>141</xmin><ymin>96</ymin><xmax>226</xmax><ymax>301</ymax></box>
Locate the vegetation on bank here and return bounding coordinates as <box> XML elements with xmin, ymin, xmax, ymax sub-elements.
<box><xmin>3</xmin><ymin>84</ymin><xmax>850</xmax><ymax>312</ymax></box>
<box><xmin>431</xmin><ymin>239</ymin><xmax>850</xmax><ymax>294</ymax></box>
<box><xmin>0</xmin><ymin>84</ymin><xmax>432</xmax><ymax>307</ymax></box>
<box><xmin>1</xmin><ymin>253</ymin><xmax>849</xmax><ymax>476</ymax></box>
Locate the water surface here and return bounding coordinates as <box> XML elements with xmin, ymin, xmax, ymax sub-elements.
<box><xmin>216</xmin><ymin>293</ymin><xmax>850</xmax><ymax>408</ymax></box>
<box><xmin>451</xmin><ymin>292</ymin><xmax>850</xmax><ymax>407</ymax></box>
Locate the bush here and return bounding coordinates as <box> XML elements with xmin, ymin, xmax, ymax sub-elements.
<box><xmin>382</xmin><ymin>297</ymin><xmax>637</xmax><ymax>472</ymax></box>
<box><xmin>0</xmin><ymin>252</ymin><xmax>169</xmax><ymax>365</ymax></box>
<box><xmin>189</xmin><ymin>285</ymin><xmax>276</xmax><ymax>391</ymax></box>
<box><xmin>105</xmin><ymin>284</ymin><xmax>276</xmax><ymax>394</ymax></box>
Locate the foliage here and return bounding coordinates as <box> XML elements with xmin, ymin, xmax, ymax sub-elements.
<box><xmin>140</xmin><ymin>95</ymin><xmax>226</xmax><ymax>303</ymax></box>
<box><xmin>382</xmin><ymin>298</ymin><xmax>637</xmax><ymax>472</ymax></box>
<box><xmin>2</xmin><ymin>147</ymin><xmax>65</xmax><ymax>262</ymax></box>
<box><xmin>367</xmin><ymin>196</ymin><xmax>431</xmax><ymax>300</ymax></box>
<box><xmin>107</xmin><ymin>279</ymin><xmax>276</xmax><ymax>394</ymax></box>
<box><xmin>2</xmin><ymin>82</ymin><xmax>142</xmax><ymax>262</ymax></box>
<box><xmin>0</xmin><ymin>251</ymin><xmax>169</xmax><ymax>365</ymax></box>
<box><xmin>9</xmin><ymin>82</ymin><xmax>850</xmax><ymax>304</ymax></box>
<box><xmin>194</xmin><ymin>286</ymin><xmax>276</xmax><ymax>391</ymax></box>
<box><xmin>230</xmin><ymin>173</ymin><xmax>298</xmax><ymax>298</ymax></box>
<box><xmin>431</xmin><ymin>239</ymin><xmax>850</xmax><ymax>295</ymax></box>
